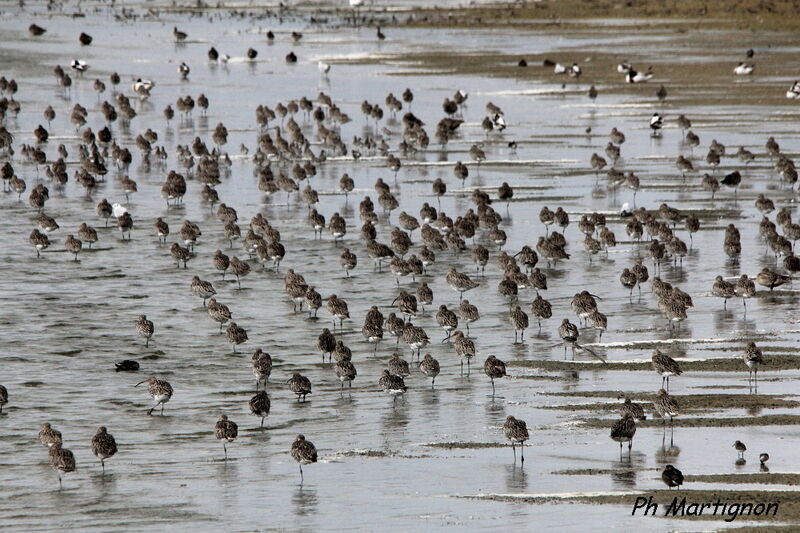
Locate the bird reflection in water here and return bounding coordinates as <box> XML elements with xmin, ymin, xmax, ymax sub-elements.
<box><xmin>505</xmin><ymin>463</ymin><xmax>527</xmax><ymax>492</ymax></box>
<box><xmin>655</xmin><ymin>439</ymin><xmax>681</xmax><ymax>466</ymax></box>
<box><xmin>293</xmin><ymin>485</ymin><xmax>318</xmax><ymax>517</ymax></box>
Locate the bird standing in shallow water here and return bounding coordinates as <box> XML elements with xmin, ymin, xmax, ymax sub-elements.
<box><xmin>251</xmin><ymin>348</ymin><xmax>272</xmax><ymax>390</ymax></box>
<box><xmin>503</xmin><ymin>415</ymin><xmax>529</xmax><ymax>463</ymax></box>
<box><xmin>379</xmin><ymin>369</ymin><xmax>408</xmax><ymax>403</ymax></box>
<box><xmin>226</xmin><ymin>322</ymin><xmax>248</xmax><ymax>353</ymax></box>
<box><xmin>190</xmin><ymin>276</ymin><xmax>216</xmax><ymax>307</ymax></box>
<box><xmin>653</xmin><ymin>389</ymin><xmax>679</xmax><ymax>428</ymax></box>
<box><xmin>419</xmin><ymin>354</ymin><xmax>440</xmax><ymax>388</ymax></box>
<box><xmin>135</xmin><ymin>376</ymin><xmax>173</xmax><ymax>415</ymax></box>
<box><xmin>49</xmin><ymin>442</ymin><xmax>76</xmax><ymax>489</ymax></box>
<box><xmin>743</xmin><ymin>341</ymin><xmax>764</xmax><ymax>387</ymax></box>
<box><xmin>135</xmin><ymin>315</ymin><xmax>154</xmax><ymax>347</ymax></box>
<box><xmin>509</xmin><ymin>305</ymin><xmax>529</xmax><ymax>343</ymax></box>
<box><xmin>214</xmin><ymin>415</ymin><xmax>238</xmax><ymax>460</ymax></box>
<box><xmin>650</xmin><ymin>113</ymin><xmax>663</xmax><ymax>136</ymax></box>
<box><xmin>291</xmin><ymin>434</ymin><xmax>317</xmax><ymax>482</ymax></box>
<box><xmin>733</xmin><ymin>440</ymin><xmax>747</xmax><ymax>459</ymax></box>
<box><xmin>446</xmin><ymin>268</ymin><xmax>479</xmax><ymax>300</ymax></box>
<box><xmin>91</xmin><ymin>426</ymin><xmax>117</xmax><ymax>472</ymax></box>
<box><xmin>451</xmin><ymin>330</ymin><xmax>475</xmax><ymax>375</ymax></box>
<box><xmin>249</xmin><ymin>391</ymin><xmax>270</xmax><ymax>427</ymax></box>
<box><xmin>610</xmin><ymin>413</ymin><xmax>636</xmax><ymax>457</ymax></box>
<box><xmin>558</xmin><ymin>318</ymin><xmax>579</xmax><ymax>358</ymax></box>
<box><xmin>651</xmin><ymin>349</ymin><xmax>682</xmax><ymax>390</ymax></box>
<box><xmin>483</xmin><ymin>355</ymin><xmax>506</xmax><ymax>396</ymax></box>
<box><xmin>288</xmin><ymin>373</ymin><xmax>312</xmax><ymax>402</ymax></box>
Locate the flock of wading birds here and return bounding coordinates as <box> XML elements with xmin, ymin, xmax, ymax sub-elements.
<box><xmin>0</xmin><ymin>23</ymin><xmax>792</xmax><ymax>491</ymax></box>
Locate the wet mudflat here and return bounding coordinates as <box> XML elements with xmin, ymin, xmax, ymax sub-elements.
<box><xmin>1</xmin><ymin>1</ymin><xmax>800</xmax><ymax>531</ymax></box>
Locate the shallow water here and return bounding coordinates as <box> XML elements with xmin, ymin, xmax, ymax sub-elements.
<box><xmin>1</xmin><ymin>2</ymin><xmax>800</xmax><ymax>531</ymax></box>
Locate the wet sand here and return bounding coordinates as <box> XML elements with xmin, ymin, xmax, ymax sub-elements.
<box><xmin>1</xmin><ymin>1</ymin><xmax>800</xmax><ymax>532</ymax></box>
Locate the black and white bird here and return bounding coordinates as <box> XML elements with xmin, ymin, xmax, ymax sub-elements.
<box><xmin>649</xmin><ymin>113</ymin><xmax>663</xmax><ymax>135</ymax></box>
<box><xmin>626</xmin><ymin>66</ymin><xmax>653</xmax><ymax>83</ymax></box>
<box><xmin>132</xmin><ymin>78</ymin><xmax>154</xmax><ymax>93</ymax></box>
<box><xmin>178</xmin><ymin>62</ymin><xmax>190</xmax><ymax>79</ymax></box>
<box><xmin>318</xmin><ymin>61</ymin><xmax>331</xmax><ymax>75</ymax></box>
<box><xmin>567</xmin><ymin>63</ymin><xmax>582</xmax><ymax>78</ymax></box>
<box><xmin>70</xmin><ymin>59</ymin><xmax>89</xmax><ymax>73</ymax></box>
<box><xmin>491</xmin><ymin>113</ymin><xmax>506</xmax><ymax>131</ymax></box>
<box><xmin>733</xmin><ymin>62</ymin><xmax>754</xmax><ymax>75</ymax></box>
<box><xmin>786</xmin><ymin>81</ymin><xmax>800</xmax><ymax>100</ymax></box>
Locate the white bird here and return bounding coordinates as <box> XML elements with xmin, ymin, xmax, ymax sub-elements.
<box><xmin>620</xmin><ymin>202</ymin><xmax>633</xmax><ymax>217</ymax></box>
<box><xmin>553</xmin><ymin>62</ymin><xmax>567</xmax><ymax>74</ymax></box>
<box><xmin>787</xmin><ymin>81</ymin><xmax>800</xmax><ymax>100</ymax></box>
<box><xmin>626</xmin><ymin>67</ymin><xmax>653</xmax><ymax>83</ymax></box>
<box><xmin>111</xmin><ymin>203</ymin><xmax>128</xmax><ymax>218</ymax></box>
<box><xmin>318</xmin><ymin>61</ymin><xmax>331</xmax><ymax>75</ymax></box>
<box><xmin>617</xmin><ymin>61</ymin><xmax>632</xmax><ymax>73</ymax></box>
<box><xmin>733</xmin><ymin>62</ymin><xmax>754</xmax><ymax>75</ymax></box>
<box><xmin>649</xmin><ymin>113</ymin><xmax>663</xmax><ymax>135</ymax></box>
<box><xmin>178</xmin><ymin>62</ymin><xmax>190</xmax><ymax>79</ymax></box>
<box><xmin>349</xmin><ymin>0</ymin><xmax>364</xmax><ymax>6</ymax></box>
<box><xmin>70</xmin><ymin>59</ymin><xmax>89</xmax><ymax>73</ymax></box>
<box><xmin>218</xmin><ymin>54</ymin><xmax>230</xmax><ymax>64</ymax></box>
<box><xmin>132</xmin><ymin>78</ymin><xmax>155</xmax><ymax>92</ymax></box>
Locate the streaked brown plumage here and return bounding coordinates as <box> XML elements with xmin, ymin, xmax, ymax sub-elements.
<box><xmin>446</xmin><ymin>268</ymin><xmax>478</xmax><ymax>300</ymax></box>
<box><xmin>226</xmin><ymin>322</ymin><xmax>248</xmax><ymax>353</ymax></box>
<box><xmin>619</xmin><ymin>396</ymin><xmax>646</xmax><ymax>421</ymax></box>
<box><xmin>49</xmin><ymin>442</ymin><xmax>77</xmax><ymax>489</ymax></box>
<box><xmin>452</xmin><ymin>330</ymin><xmax>476</xmax><ymax>374</ymax></box>
<box><xmin>39</xmin><ymin>423</ymin><xmax>63</xmax><ymax>447</ymax></box>
<box><xmin>135</xmin><ymin>314</ymin><xmax>154</xmax><ymax>347</ymax></box>
<box><xmin>291</xmin><ymin>434</ymin><xmax>318</xmax><ymax>481</ymax></box>
<box><xmin>190</xmin><ymin>276</ymin><xmax>216</xmax><ymax>306</ymax></box>
<box><xmin>743</xmin><ymin>341</ymin><xmax>764</xmax><ymax>385</ymax></box>
<box><xmin>249</xmin><ymin>391</ymin><xmax>271</xmax><ymax>427</ymax></box>
<box><xmin>252</xmin><ymin>348</ymin><xmax>272</xmax><ymax>389</ymax></box>
<box><xmin>419</xmin><ymin>353</ymin><xmax>440</xmax><ymax>388</ymax></box>
<box><xmin>509</xmin><ymin>305</ymin><xmax>528</xmax><ymax>343</ymax></box>
<box><xmin>214</xmin><ymin>415</ymin><xmax>239</xmax><ymax>460</ymax></box>
<box><xmin>610</xmin><ymin>413</ymin><xmax>636</xmax><ymax>456</ymax></box>
<box><xmin>484</xmin><ymin>355</ymin><xmax>506</xmax><ymax>395</ymax></box>
<box><xmin>379</xmin><ymin>369</ymin><xmax>407</xmax><ymax>401</ymax></box>
<box><xmin>503</xmin><ymin>415</ymin><xmax>529</xmax><ymax>462</ymax></box>
<box><xmin>287</xmin><ymin>372</ymin><xmax>312</xmax><ymax>402</ymax></box>
<box><xmin>334</xmin><ymin>356</ymin><xmax>357</xmax><ymax>390</ymax></box>
<box><xmin>229</xmin><ymin>256</ymin><xmax>251</xmax><ymax>289</ymax></box>
<box><xmin>651</xmin><ymin>349</ymin><xmax>682</xmax><ymax>390</ymax></box>
<box><xmin>135</xmin><ymin>376</ymin><xmax>173</xmax><ymax>415</ymax></box>
<box><xmin>91</xmin><ymin>426</ymin><xmax>117</xmax><ymax>471</ymax></box>
<box><xmin>653</xmin><ymin>388</ymin><xmax>679</xmax><ymax>427</ymax></box>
